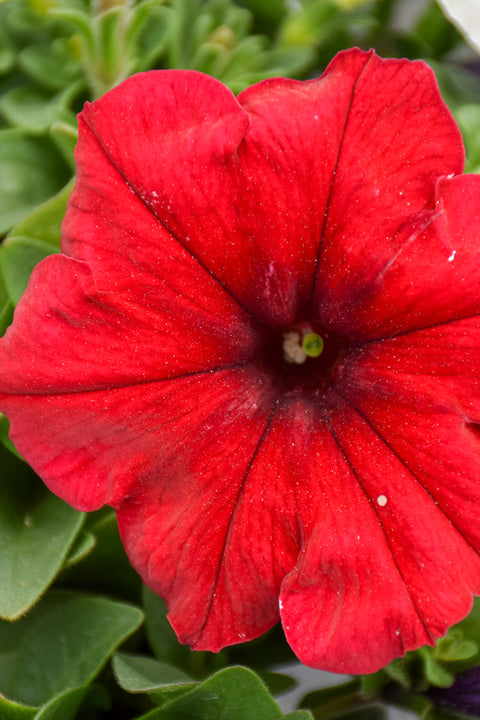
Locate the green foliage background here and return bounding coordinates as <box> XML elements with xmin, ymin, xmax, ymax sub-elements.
<box><xmin>2</xmin><ymin>1</ymin><xmax>480</xmax><ymax>718</ymax></box>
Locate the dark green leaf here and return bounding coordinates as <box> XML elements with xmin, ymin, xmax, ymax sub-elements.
<box><xmin>137</xmin><ymin>666</ymin><xmax>284</xmax><ymax>719</ymax></box>
<box><xmin>33</xmin><ymin>686</ymin><xmax>90</xmax><ymax>720</ymax></box>
<box><xmin>0</xmin><ymin>695</ymin><xmax>36</xmax><ymax>720</ymax></box>
<box><xmin>336</xmin><ymin>707</ymin><xmax>386</xmax><ymax>720</ymax></box>
<box><xmin>259</xmin><ymin>671</ymin><xmax>296</xmax><ymax>697</ymax></box>
<box><xmin>59</xmin><ymin>509</ymin><xmax>142</xmax><ymax>602</ymax></box>
<box><xmin>112</xmin><ymin>652</ymin><xmax>195</xmax><ymax>693</ymax></box>
<box><xmin>63</xmin><ymin>530</ymin><xmax>97</xmax><ymax>568</ymax></box>
<box><xmin>0</xmin><ymin>590</ymin><xmax>144</xmax><ymax>706</ymax></box>
<box><xmin>142</xmin><ymin>585</ymin><xmax>227</xmax><ymax>678</ymax></box>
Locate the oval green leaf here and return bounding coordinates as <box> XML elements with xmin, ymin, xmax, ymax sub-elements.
<box><xmin>0</xmin><ymin>447</ymin><xmax>84</xmax><ymax>620</ymax></box>
<box><xmin>0</xmin><ymin>591</ymin><xmax>144</xmax><ymax>706</ymax></box>
<box><xmin>0</xmin><ymin>129</ymin><xmax>70</xmax><ymax>235</ymax></box>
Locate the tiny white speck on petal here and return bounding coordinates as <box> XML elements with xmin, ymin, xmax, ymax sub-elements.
<box><xmin>377</xmin><ymin>494</ymin><xmax>388</xmax><ymax>507</ymax></box>
<box><xmin>151</xmin><ymin>190</ymin><xmax>158</xmax><ymax>198</ymax></box>
<box><xmin>279</xmin><ymin>599</ymin><xmax>284</xmax><ymax>611</ymax></box>
<box><xmin>448</xmin><ymin>249</ymin><xmax>456</xmax><ymax>262</ymax></box>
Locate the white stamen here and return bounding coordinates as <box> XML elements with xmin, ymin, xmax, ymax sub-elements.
<box><xmin>377</xmin><ymin>495</ymin><xmax>388</xmax><ymax>507</ymax></box>
<box><xmin>283</xmin><ymin>331</ymin><xmax>307</xmax><ymax>364</ymax></box>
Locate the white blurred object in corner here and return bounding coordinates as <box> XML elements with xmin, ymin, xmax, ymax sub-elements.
<box><xmin>437</xmin><ymin>0</ymin><xmax>480</xmax><ymax>52</ymax></box>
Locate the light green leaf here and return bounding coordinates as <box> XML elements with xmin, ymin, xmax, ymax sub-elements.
<box><xmin>0</xmin><ymin>180</ymin><xmax>73</xmax><ymax>304</ymax></box>
<box><xmin>0</xmin><ymin>591</ymin><xmax>144</xmax><ymax>706</ymax></box>
<box><xmin>137</xmin><ymin>666</ymin><xmax>285</xmax><ymax>719</ymax></box>
<box><xmin>0</xmin><ymin>238</ymin><xmax>57</xmax><ymax>305</ymax></box>
<box><xmin>283</xmin><ymin>712</ymin><xmax>314</xmax><ymax>720</ymax></box>
<box><xmin>113</xmin><ymin>652</ymin><xmax>195</xmax><ymax>693</ymax></box>
<box><xmin>0</xmin><ymin>447</ymin><xmax>84</xmax><ymax>619</ymax></box>
<box><xmin>0</xmin><ymin>130</ymin><xmax>70</xmax><ymax>235</ymax></box>
<box><xmin>6</xmin><ymin>179</ymin><xmax>73</xmax><ymax>248</ymax></box>
<box><xmin>18</xmin><ymin>39</ymin><xmax>82</xmax><ymax>91</ymax></box>
<box><xmin>0</xmin><ymin>88</ymin><xmax>76</xmax><ymax>135</ymax></box>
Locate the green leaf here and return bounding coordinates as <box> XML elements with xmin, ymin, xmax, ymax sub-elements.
<box><xmin>335</xmin><ymin>708</ymin><xmax>386</xmax><ymax>720</ymax></box>
<box><xmin>0</xmin><ymin>129</ymin><xmax>70</xmax><ymax>235</ymax></box>
<box><xmin>0</xmin><ymin>695</ymin><xmax>36</xmax><ymax>720</ymax></box>
<box><xmin>0</xmin><ymin>267</ymin><xmax>14</xmax><ymax>337</ymax></box>
<box><xmin>283</xmin><ymin>713</ymin><xmax>313</xmax><ymax>720</ymax></box>
<box><xmin>33</xmin><ymin>686</ymin><xmax>90</xmax><ymax>720</ymax></box>
<box><xmin>0</xmin><ymin>238</ymin><xmax>58</xmax><ymax>304</ymax></box>
<box><xmin>418</xmin><ymin>647</ymin><xmax>454</xmax><ymax>689</ymax></box>
<box><xmin>454</xmin><ymin>104</ymin><xmax>480</xmax><ymax>172</ymax></box>
<box><xmin>137</xmin><ymin>666</ymin><xmax>285</xmax><ymax>719</ymax></box>
<box><xmin>0</xmin><ymin>447</ymin><xmax>84</xmax><ymax>619</ymax></box>
<box><xmin>18</xmin><ymin>39</ymin><xmax>82</xmax><ymax>91</ymax></box>
<box><xmin>0</xmin><ymin>180</ymin><xmax>73</xmax><ymax>304</ymax></box>
<box><xmin>0</xmin><ymin>87</ymin><xmax>76</xmax><ymax>135</ymax></box>
<box><xmin>62</xmin><ymin>530</ymin><xmax>97</xmax><ymax>568</ymax></box>
<box><xmin>0</xmin><ymin>591</ymin><xmax>144</xmax><ymax>706</ymax></box>
<box><xmin>258</xmin><ymin>671</ymin><xmax>296</xmax><ymax>697</ymax></box>
<box><xmin>50</xmin><ymin>121</ymin><xmax>78</xmax><ymax>172</ymax></box>
<box><xmin>6</xmin><ymin>179</ymin><xmax>73</xmax><ymax>247</ymax></box>
<box><xmin>112</xmin><ymin>652</ymin><xmax>195</xmax><ymax>693</ymax></box>
<box><xmin>0</xmin><ymin>415</ymin><xmax>22</xmax><ymax>458</ymax></box>
<box><xmin>59</xmin><ymin>509</ymin><xmax>142</xmax><ymax>602</ymax></box>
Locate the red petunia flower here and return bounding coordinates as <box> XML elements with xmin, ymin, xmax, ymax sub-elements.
<box><xmin>1</xmin><ymin>47</ymin><xmax>480</xmax><ymax>674</ymax></box>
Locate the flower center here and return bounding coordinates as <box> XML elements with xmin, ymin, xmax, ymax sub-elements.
<box><xmin>253</xmin><ymin>321</ymin><xmax>348</xmax><ymax>395</ymax></box>
<box><xmin>283</xmin><ymin>331</ymin><xmax>325</xmax><ymax>364</ymax></box>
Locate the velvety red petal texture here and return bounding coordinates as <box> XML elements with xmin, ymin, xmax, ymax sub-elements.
<box><xmin>1</xmin><ymin>47</ymin><xmax>480</xmax><ymax>674</ymax></box>
<box><xmin>280</xmin><ymin>392</ymin><xmax>480</xmax><ymax>673</ymax></box>
<box><xmin>329</xmin><ymin>175</ymin><xmax>480</xmax><ymax>339</ymax></box>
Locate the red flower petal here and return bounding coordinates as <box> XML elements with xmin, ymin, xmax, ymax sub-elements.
<box><xmin>0</xmin><ymin>48</ymin><xmax>479</xmax><ymax>675</ymax></box>
<box><xmin>332</xmin><ymin>175</ymin><xmax>480</xmax><ymax>339</ymax></box>
<box><xmin>0</xmin><ymin>246</ymin><xmax>257</xmax><ymax>395</ymax></box>
<box><xmin>0</xmin><ymin>367</ymin><xmax>276</xmax><ymax>510</ymax></box>
<box><xmin>312</xmin><ymin>54</ymin><xmax>464</xmax><ymax>332</ymax></box>
<box><xmin>280</xmin><ymin>392</ymin><xmax>480</xmax><ymax>674</ymax></box>
<box><xmin>117</xmin><ymin>389</ymin><xmax>299</xmax><ymax>650</ymax></box>
<box><xmin>69</xmin><ymin>49</ymin><xmax>462</xmax><ymax>326</ymax></box>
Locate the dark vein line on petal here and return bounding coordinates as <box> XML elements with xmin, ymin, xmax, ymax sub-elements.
<box><xmin>4</xmin><ymin>362</ymin><xmax>251</xmax><ymax>397</ymax></box>
<box><xmin>361</xmin><ymin>309</ymin><xmax>480</xmax><ymax>346</ymax></box>
<box><xmin>310</xmin><ymin>52</ymin><xmax>374</xmax><ymax>304</ymax></box>
<box><xmin>333</xmin><ymin>385</ymin><xmax>480</xmax><ymax>566</ymax></box>
<box><xmin>82</xmin><ymin>117</ymin><xmax>256</xmax><ymax>322</ymax></box>
<box><xmin>191</xmin><ymin>395</ymin><xmax>282</xmax><ymax>645</ymax></box>
<box><xmin>322</xmin><ymin>404</ymin><xmax>435</xmax><ymax>643</ymax></box>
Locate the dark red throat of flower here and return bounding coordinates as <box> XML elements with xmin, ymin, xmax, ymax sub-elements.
<box><xmin>253</xmin><ymin>321</ymin><xmax>349</xmax><ymax>395</ymax></box>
